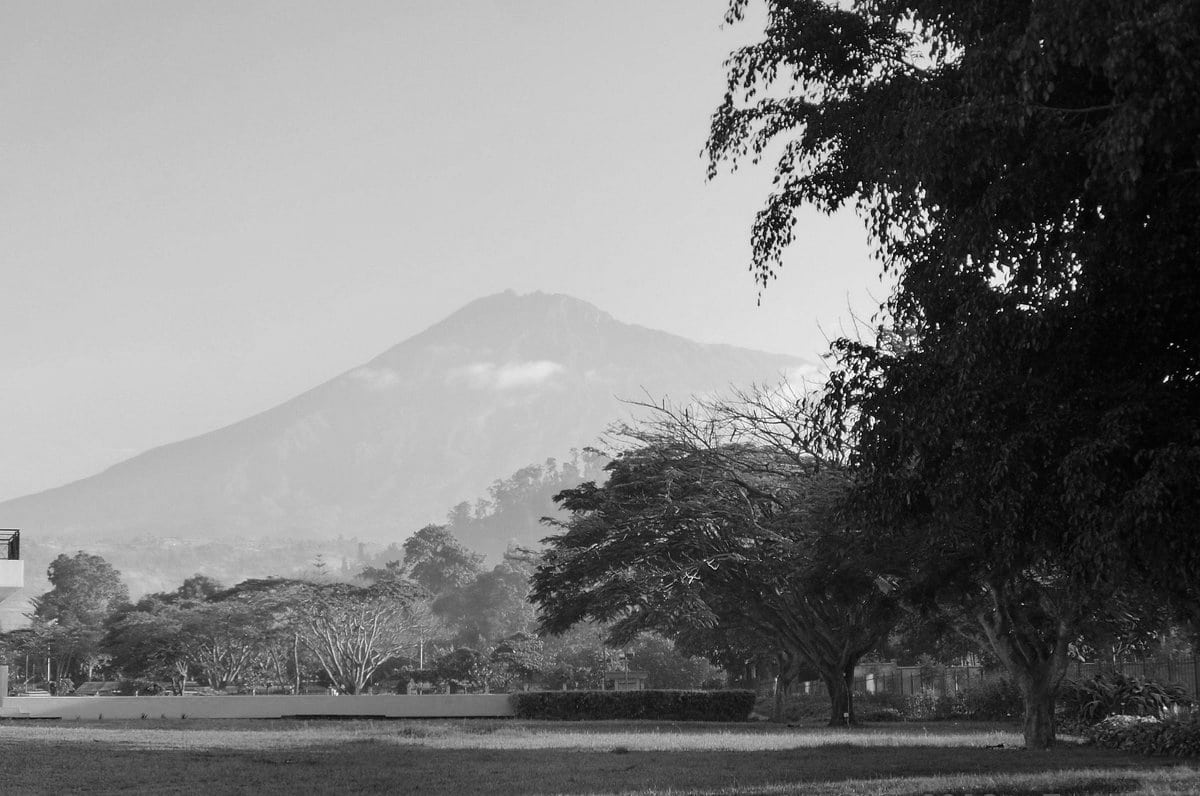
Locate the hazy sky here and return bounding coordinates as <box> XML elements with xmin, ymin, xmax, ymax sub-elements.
<box><xmin>1</xmin><ymin>1</ymin><xmax>885</xmax><ymax>501</ymax></box>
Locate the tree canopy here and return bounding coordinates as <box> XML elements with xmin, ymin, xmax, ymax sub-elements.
<box><xmin>708</xmin><ymin>0</ymin><xmax>1200</xmax><ymax>748</ymax></box>
<box><xmin>532</xmin><ymin>396</ymin><xmax>897</xmax><ymax>725</ymax></box>
<box><xmin>402</xmin><ymin>524</ymin><xmax>485</xmax><ymax>596</ymax></box>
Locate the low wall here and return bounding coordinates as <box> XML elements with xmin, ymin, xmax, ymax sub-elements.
<box><xmin>0</xmin><ymin>693</ymin><xmax>514</xmax><ymax>721</ymax></box>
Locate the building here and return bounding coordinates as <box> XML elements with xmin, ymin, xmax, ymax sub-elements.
<box><xmin>1</xmin><ymin>529</ymin><xmax>23</xmax><ymax>705</ymax></box>
<box><xmin>0</xmin><ymin>529</ymin><xmax>21</xmax><ymax>606</ymax></box>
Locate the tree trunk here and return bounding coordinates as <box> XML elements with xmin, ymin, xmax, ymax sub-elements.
<box><xmin>974</xmin><ymin>580</ymin><xmax>1073</xmax><ymax>750</ymax></box>
<box><xmin>772</xmin><ymin>651</ymin><xmax>794</xmax><ymax>723</ymax></box>
<box><xmin>293</xmin><ymin>633</ymin><xmax>301</xmax><ymax>695</ymax></box>
<box><xmin>1018</xmin><ymin>673</ymin><xmax>1056</xmax><ymax>749</ymax></box>
<box><xmin>823</xmin><ymin>667</ymin><xmax>855</xmax><ymax>727</ymax></box>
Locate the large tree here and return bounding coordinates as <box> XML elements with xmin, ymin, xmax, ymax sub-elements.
<box><xmin>533</xmin><ymin>404</ymin><xmax>897</xmax><ymax>725</ymax></box>
<box><xmin>287</xmin><ymin>579</ymin><xmax>437</xmax><ymax>694</ymax></box>
<box><xmin>106</xmin><ymin>580</ymin><xmax>281</xmax><ymax>692</ymax></box>
<box><xmin>433</xmin><ymin>558</ymin><xmax>538</xmax><ymax>648</ymax></box>
<box><xmin>34</xmin><ymin>552</ymin><xmax>129</xmax><ymax>682</ymax></box>
<box><xmin>402</xmin><ymin>525</ymin><xmax>484</xmax><ymax>596</ymax></box>
<box><xmin>707</xmin><ymin>0</ymin><xmax>1200</xmax><ymax>748</ymax></box>
<box><xmin>105</xmin><ymin>604</ymin><xmax>193</xmax><ymax>692</ymax></box>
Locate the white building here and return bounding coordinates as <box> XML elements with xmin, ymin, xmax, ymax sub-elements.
<box><xmin>0</xmin><ymin>529</ymin><xmax>21</xmax><ymax>607</ymax></box>
<box><xmin>1</xmin><ymin>529</ymin><xmax>22</xmax><ymax>704</ymax></box>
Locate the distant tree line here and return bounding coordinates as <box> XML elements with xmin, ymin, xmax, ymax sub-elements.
<box><xmin>0</xmin><ymin>519</ymin><xmax>721</xmax><ymax>696</ymax></box>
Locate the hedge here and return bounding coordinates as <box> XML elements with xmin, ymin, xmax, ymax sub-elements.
<box><xmin>510</xmin><ymin>689</ymin><xmax>756</xmax><ymax>721</ymax></box>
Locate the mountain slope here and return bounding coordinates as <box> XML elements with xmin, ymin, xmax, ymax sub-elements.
<box><xmin>0</xmin><ymin>291</ymin><xmax>805</xmax><ymax>542</ymax></box>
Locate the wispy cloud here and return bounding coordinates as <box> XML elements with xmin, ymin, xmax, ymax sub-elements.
<box><xmin>450</xmin><ymin>360</ymin><xmax>565</xmax><ymax>391</ymax></box>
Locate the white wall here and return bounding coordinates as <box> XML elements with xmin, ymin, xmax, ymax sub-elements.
<box><xmin>0</xmin><ymin>559</ymin><xmax>23</xmax><ymax>605</ymax></box>
<box><xmin>0</xmin><ymin>693</ymin><xmax>514</xmax><ymax>721</ymax></box>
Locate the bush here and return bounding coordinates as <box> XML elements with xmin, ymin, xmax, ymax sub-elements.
<box><xmin>958</xmin><ymin>676</ymin><xmax>1022</xmax><ymax>721</ymax></box>
<box><xmin>511</xmin><ymin>690</ymin><xmax>755</xmax><ymax>721</ymax></box>
<box><xmin>858</xmin><ymin>705</ymin><xmax>904</xmax><ymax>722</ymax></box>
<box><xmin>857</xmin><ymin>691</ymin><xmax>910</xmax><ymax>722</ymax></box>
<box><xmin>1087</xmin><ymin>712</ymin><xmax>1200</xmax><ymax>757</ymax></box>
<box><xmin>1059</xmin><ymin>673</ymin><xmax>1192</xmax><ymax>729</ymax></box>
<box><xmin>902</xmin><ymin>688</ymin><xmax>945</xmax><ymax>720</ymax></box>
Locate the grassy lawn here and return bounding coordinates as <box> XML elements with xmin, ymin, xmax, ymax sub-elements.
<box><xmin>0</xmin><ymin>718</ymin><xmax>1196</xmax><ymax>794</ymax></box>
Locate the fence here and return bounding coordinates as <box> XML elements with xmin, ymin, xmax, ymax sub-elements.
<box><xmin>1065</xmin><ymin>658</ymin><xmax>1200</xmax><ymax>698</ymax></box>
<box><xmin>796</xmin><ymin>666</ymin><xmax>991</xmax><ymax>699</ymax></box>
<box><xmin>794</xmin><ymin>658</ymin><xmax>1200</xmax><ymax>700</ymax></box>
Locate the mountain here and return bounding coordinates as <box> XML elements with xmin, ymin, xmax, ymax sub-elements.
<box><xmin>0</xmin><ymin>291</ymin><xmax>805</xmax><ymax>545</ymax></box>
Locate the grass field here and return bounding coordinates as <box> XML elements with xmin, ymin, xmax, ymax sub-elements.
<box><xmin>1</xmin><ymin>718</ymin><xmax>1197</xmax><ymax>794</ymax></box>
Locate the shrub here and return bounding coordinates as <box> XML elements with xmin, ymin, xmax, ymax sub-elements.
<box><xmin>958</xmin><ymin>676</ymin><xmax>1022</xmax><ymax>721</ymax></box>
<box><xmin>511</xmin><ymin>690</ymin><xmax>755</xmax><ymax>721</ymax></box>
<box><xmin>1059</xmin><ymin>672</ymin><xmax>1192</xmax><ymax>729</ymax></box>
<box><xmin>902</xmin><ymin>687</ymin><xmax>944</xmax><ymax>720</ymax></box>
<box><xmin>1087</xmin><ymin>712</ymin><xmax>1200</xmax><ymax>757</ymax></box>
<box><xmin>856</xmin><ymin>691</ymin><xmax>909</xmax><ymax>722</ymax></box>
<box><xmin>858</xmin><ymin>705</ymin><xmax>904</xmax><ymax>722</ymax></box>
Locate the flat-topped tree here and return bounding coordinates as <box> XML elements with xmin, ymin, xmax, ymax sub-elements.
<box><xmin>532</xmin><ymin>396</ymin><xmax>897</xmax><ymax>726</ymax></box>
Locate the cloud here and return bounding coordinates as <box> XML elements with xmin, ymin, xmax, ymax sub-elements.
<box><xmin>782</xmin><ymin>362</ymin><xmax>822</xmax><ymax>387</ymax></box>
<box><xmin>347</xmin><ymin>367</ymin><xmax>401</xmax><ymax>391</ymax></box>
<box><xmin>450</xmin><ymin>360</ymin><xmax>565</xmax><ymax>391</ymax></box>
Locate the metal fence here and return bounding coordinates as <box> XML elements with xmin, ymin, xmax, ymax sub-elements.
<box><xmin>794</xmin><ymin>658</ymin><xmax>1200</xmax><ymax>700</ymax></box>
<box><xmin>1065</xmin><ymin>658</ymin><xmax>1200</xmax><ymax>698</ymax></box>
<box><xmin>0</xmin><ymin>529</ymin><xmax>17</xmax><ymax>560</ymax></box>
<box><xmin>797</xmin><ymin>666</ymin><xmax>991</xmax><ymax>699</ymax></box>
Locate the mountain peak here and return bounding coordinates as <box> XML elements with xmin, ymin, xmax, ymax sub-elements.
<box><xmin>1</xmin><ymin>291</ymin><xmax>804</xmax><ymax>549</ymax></box>
<box><xmin>428</xmin><ymin>290</ymin><xmax>615</xmax><ymax>333</ymax></box>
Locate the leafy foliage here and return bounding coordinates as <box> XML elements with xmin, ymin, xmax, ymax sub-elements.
<box><xmin>1059</xmin><ymin>672</ymin><xmax>1193</xmax><ymax>728</ymax></box>
<box><xmin>533</xmin><ymin>421</ymin><xmax>898</xmax><ymax>725</ymax></box>
<box><xmin>627</xmin><ymin>633</ymin><xmax>724</xmax><ymax>691</ymax></box>
<box><xmin>1087</xmin><ymin>713</ymin><xmax>1200</xmax><ymax>757</ymax></box>
<box><xmin>708</xmin><ymin>0</ymin><xmax>1200</xmax><ymax>749</ymax></box>
<box><xmin>433</xmin><ymin>557</ymin><xmax>537</xmax><ymax>648</ymax></box>
<box><xmin>957</xmin><ymin>677</ymin><xmax>1025</xmax><ymax>722</ymax></box>
<box><xmin>402</xmin><ymin>525</ymin><xmax>484</xmax><ymax>596</ymax></box>
<box><xmin>284</xmin><ymin>578</ymin><xmax>436</xmax><ymax>695</ymax></box>
<box><xmin>31</xmin><ymin>552</ymin><xmax>130</xmax><ymax>682</ymax></box>
<box><xmin>36</xmin><ymin>553</ymin><xmax>129</xmax><ymax>627</ymax></box>
<box><xmin>433</xmin><ymin>647</ymin><xmax>493</xmax><ymax>692</ymax></box>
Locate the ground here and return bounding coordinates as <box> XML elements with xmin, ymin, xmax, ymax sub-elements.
<box><xmin>0</xmin><ymin>718</ymin><xmax>1196</xmax><ymax>794</ymax></box>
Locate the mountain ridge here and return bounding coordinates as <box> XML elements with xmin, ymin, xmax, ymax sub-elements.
<box><xmin>0</xmin><ymin>291</ymin><xmax>806</xmax><ymax>542</ymax></box>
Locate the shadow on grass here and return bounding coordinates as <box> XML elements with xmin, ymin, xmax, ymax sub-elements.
<box><xmin>0</xmin><ymin>733</ymin><xmax>1194</xmax><ymax>795</ymax></box>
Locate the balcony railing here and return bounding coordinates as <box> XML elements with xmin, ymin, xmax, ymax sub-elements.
<box><xmin>1</xmin><ymin>529</ymin><xmax>18</xmax><ymax>560</ymax></box>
